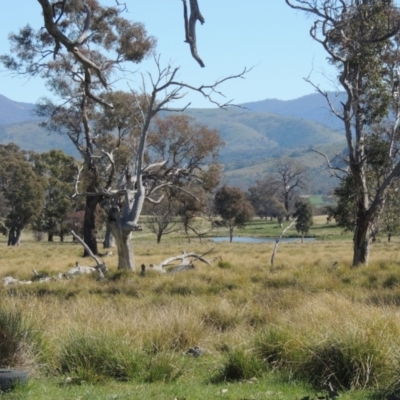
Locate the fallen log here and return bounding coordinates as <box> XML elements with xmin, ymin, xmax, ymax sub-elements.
<box><xmin>148</xmin><ymin>248</ymin><xmax>216</xmax><ymax>273</ymax></box>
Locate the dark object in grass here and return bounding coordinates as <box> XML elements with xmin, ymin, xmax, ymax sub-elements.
<box><xmin>0</xmin><ymin>369</ymin><xmax>28</xmax><ymax>391</ymax></box>
<box><xmin>184</xmin><ymin>346</ymin><xmax>206</xmax><ymax>357</ymax></box>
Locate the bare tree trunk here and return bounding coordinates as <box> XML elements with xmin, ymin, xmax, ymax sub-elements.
<box><xmin>103</xmin><ymin>224</ymin><xmax>115</xmax><ymax>249</ymax></box>
<box><xmin>48</xmin><ymin>232</ymin><xmax>54</xmax><ymax>242</ymax></box>
<box><xmin>108</xmin><ymin>207</ymin><xmax>136</xmax><ymax>271</ymax></box>
<box><xmin>229</xmin><ymin>226</ymin><xmax>234</xmax><ymax>243</ymax></box>
<box><xmin>83</xmin><ymin>194</ymin><xmax>101</xmax><ymax>256</ymax></box>
<box><xmin>111</xmin><ymin>225</ymin><xmax>135</xmax><ymax>270</ymax></box>
<box><xmin>8</xmin><ymin>229</ymin><xmax>22</xmax><ymax>246</ymax></box>
<box><xmin>353</xmin><ymin>213</ymin><xmax>372</xmax><ymax>266</ymax></box>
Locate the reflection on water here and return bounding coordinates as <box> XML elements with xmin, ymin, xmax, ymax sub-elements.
<box><xmin>212</xmin><ymin>237</ymin><xmax>315</xmax><ymax>243</ymax></box>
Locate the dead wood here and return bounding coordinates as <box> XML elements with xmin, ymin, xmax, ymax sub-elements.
<box><xmin>149</xmin><ymin>248</ymin><xmax>216</xmax><ymax>273</ymax></box>
<box><xmin>270</xmin><ymin>219</ymin><xmax>297</xmax><ymax>269</ymax></box>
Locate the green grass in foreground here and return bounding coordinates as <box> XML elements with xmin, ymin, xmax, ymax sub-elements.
<box><xmin>3</xmin><ymin>375</ymin><xmax>371</xmax><ymax>400</ymax></box>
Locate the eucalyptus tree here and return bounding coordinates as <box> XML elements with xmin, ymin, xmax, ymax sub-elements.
<box><xmin>286</xmin><ymin>0</ymin><xmax>400</xmax><ymax>265</ymax></box>
<box><xmin>32</xmin><ymin>150</ymin><xmax>77</xmax><ymax>242</ymax></box>
<box><xmin>1</xmin><ymin>0</ymin><xmax>156</xmax><ymax>255</ymax></box>
<box><xmin>0</xmin><ymin>144</ymin><xmax>46</xmax><ymax>246</ymax></box>
<box><xmin>2</xmin><ymin>0</ymin><xmax>246</xmax><ymax>269</ymax></box>
<box><xmin>293</xmin><ymin>199</ymin><xmax>314</xmax><ymax>243</ymax></box>
<box><xmin>214</xmin><ymin>185</ymin><xmax>255</xmax><ymax>243</ymax></box>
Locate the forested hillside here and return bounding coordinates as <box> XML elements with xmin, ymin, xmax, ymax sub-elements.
<box><xmin>0</xmin><ymin>94</ymin><xmax>345</xmax><ymax>192</ymax></box>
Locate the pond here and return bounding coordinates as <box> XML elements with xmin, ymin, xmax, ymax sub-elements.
<box><xmin>212</xmin><ymin>237</ymin><xmax>315</xmax><ymax>243</ymax></box>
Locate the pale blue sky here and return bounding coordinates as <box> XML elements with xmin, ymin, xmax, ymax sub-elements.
<box><xmin>0</xmin><ymin>1</ymin><xmax>336</xmax><ymax>108</ymax></box>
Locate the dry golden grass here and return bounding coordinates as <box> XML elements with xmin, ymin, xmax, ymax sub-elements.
<box><xmin>2</xmin><ymin>232</ymin><xmax>400</xmax><ymax>393</ymax></box>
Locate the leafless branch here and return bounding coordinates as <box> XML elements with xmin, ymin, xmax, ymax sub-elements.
<box><xmin>70</xmin><ymin>230</ymin><xmax>103</xmax><ymax>267</ymax></box>
<box><xmin>182</xmin><ymin>0</ymin><xmax>205</xmax><ymax>67</ymax></box>
<box><xmin>270</xmin><ymin>219</ymin><xmax>297</xmax><ymax>268</ymax></box>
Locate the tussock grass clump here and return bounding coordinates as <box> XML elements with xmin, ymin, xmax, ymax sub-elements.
<box><xmin>57</xmin><ymin>331</ymin><xmax>142</xmax><ymax>382</ymax></box>
<box><xmin>299</xmin><ymin>337</ymin><xmax>387</xmax><ymax>390</ymax></box>
<box><xmin>254</xmin><ymin>327</ymin><xmax>295</xmax><ymax>370</ymax></box>
<box><xmin>217</xmin><ymin>260</ymin><xmax>233</xmax><ymax>269</ymax></box>
<box><xmin>143</xmin><ymin>353</ymin><xmax>184</xmax><ymax>383</ymax></box>
<box><xmin>202</xmin><ymin>300</ymin><xmax>241</xmax><ymax>332</ymax></box>
<box><xmin>0</xmin><ymin>304</ymin><xmax>40</xmax><ymax>368</ymax></box>
<box><xmin>211</xmin><ymin>347</ymin><xmax>265</xmax><ymax>383</ymax></box>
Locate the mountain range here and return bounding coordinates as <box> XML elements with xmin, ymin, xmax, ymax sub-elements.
<box><xmin>0</xmin><ymin>93</ymin><xmax>346</xmax><ymax>193</ymax></box>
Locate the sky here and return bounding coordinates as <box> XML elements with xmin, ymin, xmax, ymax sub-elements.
<box><xmin>0</xmin><ymin>1</ymin><xmax>338</xmax><ymax>108</ymax></box>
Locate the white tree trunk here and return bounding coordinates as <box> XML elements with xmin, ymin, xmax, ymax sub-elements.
<box><xmin>103</xmin><ymin>224</ymin><xmax>115</xmax><ymax>249</ymax></box>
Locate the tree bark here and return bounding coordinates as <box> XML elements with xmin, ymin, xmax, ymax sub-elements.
<box><xmin>103</xmin><ymin>224</ymin><xmax>115</xmax><ymax>249</ymax></box>
<box><xmin>48</xmin><ymin>232</ymin><xmax>54</xmax><ymax>242</ymax></box>
<box><xmin>83</xmin><ymin>194</ymin><xmax>102</xmax><ymax>256</ymax></box>
<box><xmin>352</xmin><ymin>213</ymin><xmax>372</xmax><ymax>266</ymax></box>
<box><xmin>108</xmin><ymin>206</ymin><xmax>136</xmax><ymax>271</ymax></box>
<box><xmin>229</xmin><ymin>226</ymin><xmax>234</xmax><ymax>243</ymax></box>
<box><xmin>8</xmin><ymin>229</ymin><xmax>22</xmax><ymax>246</ymax></box>
<box><xmin>110</xmin><ymin>223</ymin><xmax>135</xmax><ymax>271</ymax></box>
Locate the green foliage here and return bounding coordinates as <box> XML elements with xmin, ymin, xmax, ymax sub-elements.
<box><xmin>0</xmin><ymin>143</ymin><xmax>46</xmax><ymax>245</ymax></box>
<box><xmin>214</xmin><ymin>185</ymin><xmax>254</xmax><ymax>240</ymax></box>
<box><xmin>294</xmin><ymin>199</ymin><xmax>314</xmax><ymax>238</ymax></box>
<box><xmin>32</xmin><ymin>150</ymin><xmax>77</xmax><ymax>241</ymax></box>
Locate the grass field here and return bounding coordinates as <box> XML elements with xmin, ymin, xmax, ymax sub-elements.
<box><xmin>0</xmin><ymin>217</ymin><xmax>399</xmax><ymax>399</ymax></box>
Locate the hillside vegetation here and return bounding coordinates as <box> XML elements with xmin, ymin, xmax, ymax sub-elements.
<box><xmin>0</xmin><ymin>94</ymin><xmax>346</xmax><ymax>192</ymax></box>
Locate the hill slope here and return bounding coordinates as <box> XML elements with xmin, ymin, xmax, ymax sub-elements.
<box><xmin>0</xmin><ymin>94</ymin><xmax>346</xmax><ymax>192</ymax></box>
<box><xmin>241</xmin><ymin>92</ymin><xmax>346</xmax><ymax>132</ymax></box>
<box><xmin>0</xmin><ymin>95</ymin><xmax>41</xmax><ymax>125</ymax></box>
<box><xmin>183</xmin><ymin>108</ymin><xmax>343</xmax><ymax>170</ymax></box>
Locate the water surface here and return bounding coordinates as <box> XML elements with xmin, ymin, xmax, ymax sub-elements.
<box><xmin>212</xmin><ymin>237</ymin><xmax>315</xmax><ymax>243</ymax></box>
